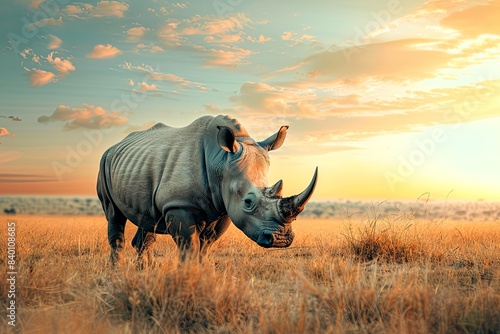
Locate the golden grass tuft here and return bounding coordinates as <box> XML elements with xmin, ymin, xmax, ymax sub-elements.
<box><xmin>1</xmin><ymin>212</ymin><xmax>499</xmax><ymax>333</ymax></box>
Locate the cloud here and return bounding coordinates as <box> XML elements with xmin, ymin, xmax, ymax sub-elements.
<box><xmin>229</xmin><ymin>81</ymin><xmax>322</xmax><ymax>119</ymax></box>
<box><xmin>48</xmin><ymin>34</ymin><xmax>62</xmax><ymax>49</ymax></box>
<box><xmin>87</xmin><ymin>44</ymin><xmax>122</xmax><ymax>58</ymax></box>
<box><xmin>47</xmin><ymin>52</ymin><xmax>75</xmax><ymax>77</ymax></box>
<box><xmin>205</xmin><ymin>35</ymin><xmax>242</xmax><ymax>43</ymax></box>
<box><xmin>148</xmin><ymin>72</ymin><xmax>207</xmax><ymax>91</ymax></box>
<box><xmin>194</xmin><ymin>45</ymin><xmax>253</xmax><ymax>67</ymax></box>
<box><xmin>29</xmin><ymin>69</ymin><xmax>56</xmax><ymax>87</ymax></box>
<box><xmin>62</xmin><ymin>1</ymin><xmax>128</xmax><ymax>18</ymax></box>
<box><xmin>247</xmin><ymin>35</ymin><xmax>272</xmax><ymax>43</ymax></box>
<box><xmin>441</xmin><ymin>1</ymin><xmax>500</xmax><ymax>37</ymax></box>
<box><xmin>0</xmin><ymin>115</ymin><xmax>22</xmax><ymax>122</ymax></box>
<box><xmin>0</xmin><ymin>151</ymin><xmax>23</xmax><ymax>163</ymax></box>
<box><xmin>63</xmin><ymin>3</ymin><xmax>94</xmax><ymax>16</ymax></box>
<box><xmin>37</xmin><ymin>104</ymin><xmax>128</xmax><ymax>130</ymax></box>
<box><xmin>274</xmin><ymin>39</ymin><xmax>455</xmax><ymax>87</ymax></box>
<box><xmin>92</xmin><ymin>1</ymin><xmax>129</xmax><ymax>18</ymax></box>
<box><xmin>0</xmin><ymin>128</ymin><xmax>15</xmax><ymax>138</ymax></box>
<box><xmin>157</xmin><ymin>22</ymin><xmax>183</xmax><ymax>47</ymax></box>
<box><xmin>134</xmin><ymin>43</ymin><xmax>164</xmax><ymax>53</ymax></box>
<box><xmin>180</xmin><ymin>14</ymin><xmax>249</xmax><ymax>36</ymax></box>
<box><xmin>139</xmin><ymin>82</ymin><xmax>157</xmax><ymax>91</ymax></box>
<box><xmin>157</xmin><ymin>13</ymin><xmax>251</xmax><ymax>48</ymax></box>
<box><xmin>121</xmin><ymin>62</ymin><xmax>207</xmax><ymax>91</ymax></box>
<box><xmin>281</xmin><ymin>31</ymin><xmax>315</xmax><ymax>46</ymax></box>
<box><xmin>127</xmin><ymin>26</ymin><xmax>149</xmax><ymax>41</ymax></box>
<box><xmin>0</xmin><ymin>174</ymin><xmax>58</xmax><ymax>183</ymax></box>
<box><xmin>20</xmin><ymin>0</ymin><xmax>45</xmax><ymax>8</ymax></box>
<box><xmin>25</xmin><ymin>17</ymin><xmax>62</xmax><ymax>30</ymax></box>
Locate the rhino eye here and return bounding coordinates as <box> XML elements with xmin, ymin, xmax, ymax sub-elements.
<box><xmin>242</xmin><ymin>193</ymin><xmax>256</xmax><ymax>212</ymax></box>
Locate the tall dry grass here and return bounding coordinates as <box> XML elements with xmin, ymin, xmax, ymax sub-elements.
<box><xmin>1</xmin><ymin>212</ymin><xmax>499</xmax><ymax>333</ymax></box>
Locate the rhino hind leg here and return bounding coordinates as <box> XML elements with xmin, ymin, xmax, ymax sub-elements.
<box><xmin>105</xmin><ymin>203</ymin><xmax>127</xmax><ymax>266</ymax></box>
<box><xmin>132</xmin><ymin>228</ymin><xmax>156</xmax><ymax>268</ymax></box>
<box><xmin>108</xmin><ymin>219</ymin><xmax>126</xmax><ymax>265</ymax></box>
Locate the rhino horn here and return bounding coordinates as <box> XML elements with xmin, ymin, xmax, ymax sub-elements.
<box><xmin>278</xmin><ymin>167</ymin><xmax>318</xmax><ymax>221</ymax></box>
<box><xmin>268</xmin><ymin>179</ymin><xmax>283</xmax><ymax>197</ymax></box>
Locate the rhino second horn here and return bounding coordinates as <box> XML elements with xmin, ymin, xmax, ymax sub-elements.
<box><xmin>269</xmin><ymin>179</ymin><xmax>283</xmax><ymax>197</ymax></box>
<box><xmin>278</xmin><ymin>167</ymin><xmax>318</xmax><ymax>221</ymax></box>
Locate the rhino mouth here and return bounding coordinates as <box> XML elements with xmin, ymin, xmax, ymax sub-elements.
<box><xmin>256</xmin><ymin>228</ymin><xmax>294</xmax><ymax>248</ymax></box>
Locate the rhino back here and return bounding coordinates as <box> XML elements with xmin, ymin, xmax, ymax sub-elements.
<box><xmin>103</xmin><ymin>116</ymin><xmax>222</xmax><ymax>230</ymax></box>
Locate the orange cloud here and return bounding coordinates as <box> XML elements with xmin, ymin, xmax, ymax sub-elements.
<box><xmin>25</xmin><ymin>17</ymin><xmax>62</xmax><ymax>30</ymax></box>
<box><xmin>62</xmin><ymin>1</ymin><xmax>128</xmax><ymax>18</ymax></box>
<box><xmin>139</xmin><ymin>82</ymin><xmax>157</xmax><ymax>91</ymax></box>
<box><xmin>127</xmin><ymin>26</ymin><xmax>149</xmax><ymax>41</ymax></box>
<box><xmin>180</xmin><ymin>14</ymin><xmax>250</xmax><ymax>36</ymax></box>
<box><xmin>229</xmin><ymin>81</ymin><xmax>322</xmax><ymax>119</ymax></box>
<box><xmin>278</xmin><ymin>39</ymin><xmax>454</xmax><ymax>86</ymax></box>
<box><xmin>247</xmin><ymin>35</ymin><xmax>272</xmax><ymax>43</ymax></box>
<box><xmin>205</xmin><ymin>35</ymin><xmax>242</xmax><ymax>43</ymax></box>
<box><xmin>87</xmin><ymin>44</ymin><xmax>122</xmax><ymax>58</ymax></box>
<box><xmin>48</xmin><ymin>34</ymin><xmax>62</xmax><ymax>49</ymax></box>
<box><xmin>0</xmin><ymin>128</ymin><xmax>15</xmax><ymax>137</ymax></box>
<box><xmin>157</xmin><ymin>22</ymin><xmax>183</xmax><ymax>47</ymax></box>
<box><xmin>92</xmin><ymin>1</ymin><xmax>129</xmax><ymax>18</ymax></box>
<box><xmin>441</xmin><ymin>1</ymin><xmax>500</xmax><ymax>37</ymax></box>
<box><xmin>29</xmin><ymin>69</ymin><xmax>55</xmax><ymax>87</ymax></box>
<box><xmin>37</xmin><ymin>104</ymin><xmax>128</xmax><ymax>130</ymax></box>
<box><xmin>47</xmin><ymin>52</ymin><xmax>75</xmax><ymax>77</ymax></box>
<box><xmin>196</xmin><ymin>46</ymin><xmax>253</xmax><ymax>67</ymax></box>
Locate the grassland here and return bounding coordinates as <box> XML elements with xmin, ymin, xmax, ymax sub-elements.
<box><xmin>1</xmin><ymin>211</ymin><xmax>499</xmax><ymax>333</ymax></box>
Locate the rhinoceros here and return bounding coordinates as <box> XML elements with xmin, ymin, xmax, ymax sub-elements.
<box><xmin>97</xmin><ymin>115</ymin><xmax>318</xmax><ymax>263</ymax></box>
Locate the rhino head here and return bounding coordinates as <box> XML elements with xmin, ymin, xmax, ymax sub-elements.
<box><xmin>217</xmin><ymin>125</ymin><xmax>318</xmax><ymax>248</ymax></box>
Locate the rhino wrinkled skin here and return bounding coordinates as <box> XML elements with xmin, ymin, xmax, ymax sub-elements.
<box><xmin>97</xmin><ymin>115</ymin><xmax>318</xmax><ymax>263</ymax></box>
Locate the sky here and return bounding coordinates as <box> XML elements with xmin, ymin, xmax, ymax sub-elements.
<box><xmin>0</xmin><ymin>0</ymin><xmax>499</xmax><ymax>201</ymax></box>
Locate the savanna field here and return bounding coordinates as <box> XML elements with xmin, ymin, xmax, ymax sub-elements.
<box><xmin>1</xmin><ymin>200</ymin><xmax>500</xmax><ymax>333</ymax></box>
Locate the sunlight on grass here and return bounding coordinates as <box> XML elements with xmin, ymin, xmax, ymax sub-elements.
<box><xmin>1</xmin><ymin>212</ymin><xmax>499</xmax><ymax>333</ymax></box>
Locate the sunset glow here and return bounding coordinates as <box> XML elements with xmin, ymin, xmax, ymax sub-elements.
<box><xmin>1</xmin><ymin>0</ymin><xmax>499</xmax><ymax>201</ymax></box>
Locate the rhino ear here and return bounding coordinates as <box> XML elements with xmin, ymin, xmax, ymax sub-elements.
<box><xmin>217</xmin><ymin>126</ymin><xmax>240</xmax><ymax>153</ymax></box>
<box><xmin>258</xmin><ymin>125</ymin><xmax>288</xmax><ymax>151</ymax></box>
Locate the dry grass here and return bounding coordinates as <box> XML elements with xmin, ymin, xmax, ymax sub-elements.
<box><xmin>1</xmin><ymin>213</ymin><xmax>499</xmax><ymax>333</ymax></box>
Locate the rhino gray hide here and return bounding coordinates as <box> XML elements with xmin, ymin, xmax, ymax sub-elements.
<box><xmin>97</xmin><ymin>115</ymin><xmax>318</xmax><ymax>264</ymax></box>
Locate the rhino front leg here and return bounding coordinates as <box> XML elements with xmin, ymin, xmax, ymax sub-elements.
<box><xmin>132</xmin><ymin>228</ymin><xmax>156</xmax><ymax>268</ymax></box>
<box><xmin>165</xmin><ymin>209</ymin><xmax>201</xmax><ymax>262</ymax></box>
<box><xmin>199</xmin><ymin>215</ymin><xmax>231</xmax><ymax>256</ymax></box>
